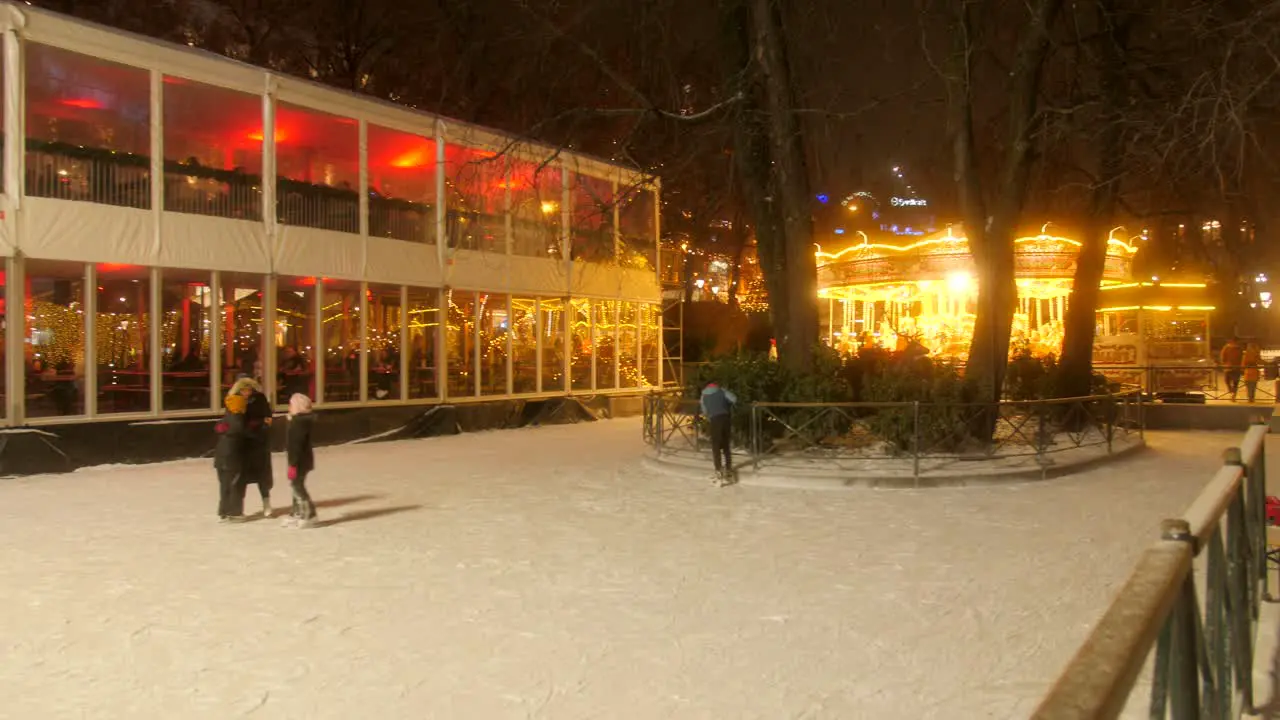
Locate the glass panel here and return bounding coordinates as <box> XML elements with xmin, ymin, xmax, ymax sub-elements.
<box><xmin>539</xmin><ymin>298</ymin><xmax>566</xmax><ymax>393</ymax></box>
<box><xmin>570</xmin><ymin>298</ymin><xmax>592</xmax><ymax>391</ymax></box>
<box><xmin>368</xmin><ymin>285</ymin><xmax>402</xmax><ymax>401</ymax></box>
<box><xmin>446</xmin><ymin>290</ymin><xmax>476</xmax><ymax>398</ymax></box>
<box><xmin>163</xmin><ymin>77</ymin><xmax>263</xmax><ymax>220</ymax></box>
<box><xmin>407</xmin><ymin>288</ymin><xmax>439</xmax><ymax>400</ymax></box>
<box><xmin>321</xmin><ymin>279</ymin><xmax>360</xmax><ymax>402</ymax></box>
<box><xmin>570</xmin><ymin>173</ymin><xmax>614</xmax><ymax>262</ymax></box>
<box><xmin>219</xmin><ymin>272</ymin><xmax>265</xmax><ymax>392</ymax></box>
<box><xmin>641</xmin><ymin>304</ymin><xmax>661</xmax><ymax>387</ymax></box>
<box><xmin>160</xmin><ymin>268</ymin><xmax>213</xmax><ymax>411</ymax></box>
<box><xmin>479</xmin><ymin>293</ymin><xmax>508</xmax><ymax>396</ymax></box>
<box><xmin>594</xmin><ymin>299</ymin><xmax>617</xmax><ymax>390</ymax></box>
<box><xmin>511</xmin><ymin>296</ymin><xmax>537</xmax><ymax>393</ymax></box>
<box><xmin>618</xmin><ymin>185</ymin><xmax>656</xmax><ymax>271</ymax></box>
<box><xmin>276</xmin><ymin>103</ymin><xmax>359</xmax><ymax>233</ymax></box>
<box><xmin>511</xmin><ymin>159</ymin><xmax>562</xmax><ymax>258</ymax></box>
<box><xmin>368</xmin><ymin>124</ymin><xmax>436</xmax><ymax>244</ymax></box>
<box><xmin>25</xmin><ymin>260</ymin><xmax>86</xmax><ymax>417</ymax></box>
<box><xmin>25</xmin><ymin>43</ymin><xmax>151</xmax><ymax>208</ymax></box>
<box><xmin>275</xmin><ymin>276</ymin><xmax>317</xmax><ymax>406</ymax></box>
<box><xmin>95</xmin><ymin>263</ymin><xmax>151</xmax><ymax>414</ymax></box>
<box><xmin>618</xmin><ymin>301</ymin><xmax>640</xmax><ymax>388</ymax></box>
<box><xmin>444</xmin><ymin>144</ymin><xmax>504</xmax><ymax>252</ymax></box>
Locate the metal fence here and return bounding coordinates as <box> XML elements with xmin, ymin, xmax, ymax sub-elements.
<box><xmin>1097</xmin><ymin>365</ymin><xmax>1278</xmax><ymax>403</ymax></box>
<box><xmin>642</xmin><ymin>389</ymin><xmax>1144</xmax><ymax>480</ymax></box>
<box><xmin>1033</xmin><ymin>422</ymin><xmax>1270</xmax><ymax>719</ymax></box>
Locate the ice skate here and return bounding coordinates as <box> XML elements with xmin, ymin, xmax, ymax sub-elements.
<box><xmin>225</xmin><ymin>515</ymin><xmax>247</xmax><ymax>523</ymax></box>
<box><xmin>261</xmin><ymin>498</ymin><xmax>273</xmax><ymax>518</ymax></box>
<box><xmin>297</xmin><ymin>517</ymin><xmax>316</xmax><ymax>529</ymax></box>
<box><xmin>280</xmin><ymin>515</ymin><xmax>300</xmax><ymax>528</ymax></box>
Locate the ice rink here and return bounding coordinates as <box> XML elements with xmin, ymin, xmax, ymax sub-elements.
<box><xmin>0</xmin><ymin>419</ymin><xmax>1261</xmax><ymax>719</ymax></box>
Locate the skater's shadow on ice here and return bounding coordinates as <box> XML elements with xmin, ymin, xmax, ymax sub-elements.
<box><xmin>314</xmin><ymin>505</ymin><xmax>421</xmax><ymax>528</ymax></box>
<box><xmin>313</xmin><ymin>494</ymin><xmax>383</xmax><ymax>510</ymax></box>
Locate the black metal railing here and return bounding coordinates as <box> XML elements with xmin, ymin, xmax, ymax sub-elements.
<box><xmin>1033</xmin><ymin>422</ymin><xmax>1270</xmax><ymax>718</ymax></box>
<box><xmin>1097</xmin><ymin>364</ymin><xmax>1278</xmax><ymax>403</ymax></box>
<box><xmin>643</xmin><ymin>389</ymin><xmax>1144</xmax><ymax>480</ymax></box>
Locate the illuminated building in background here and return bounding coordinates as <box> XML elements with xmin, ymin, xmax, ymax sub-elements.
<box><xmin>816</xmin><ymin>226</ymin><xmax>1142</xmax><ymax>359</ymax></box>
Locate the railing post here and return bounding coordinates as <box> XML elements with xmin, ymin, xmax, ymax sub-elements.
<box><xmin>1159</xmin><ymin>519</ymin><xmax>1200</xmax><ymax>720</ymax></box>
<box><xmin>656</xmin><ymin>395</ymin><xmax>665</xmax><ymax>456</ymax></box>
<box><xmin>912</xmin><ymin>400</ymin><xmax>920</xmax><ymax>483</ymax></box>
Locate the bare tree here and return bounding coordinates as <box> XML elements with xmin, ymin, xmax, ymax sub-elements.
<box><xmin>937</xmin><ymin>0</ymin><xmax>1065</xmax><ymax>404</ymax></box>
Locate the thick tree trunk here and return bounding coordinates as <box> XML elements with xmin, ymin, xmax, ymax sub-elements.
<box><xmin>1058</xmin><ymin>4</ymin><xmax>1129</xmax><ymax>399</ymax></box>
<box><xmin>720</xmin><ymin>0</ymin><xmax>789</xmax><ymax>350</ymax></box>
<box><xmin>750</xmin><ymin>0</ymin><xmax>817</xmax><ymax>372</ymax></box>
<box><xmin>953</xmin><ymin>0</ymin><xmax>1063</xmax><ymax>406</ymax></box>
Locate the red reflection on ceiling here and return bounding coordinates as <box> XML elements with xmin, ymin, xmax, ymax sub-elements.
<box><xmin>98</xmin><ymin>263</ymin><xmax>139</xmax><ymax>274</ymax></box>
<box><xmin>247</xmin><ymin>129</ymin><xmax>288</xmax><ymax>143</ymax></box>
<box><xmin>60</xmin><ymin>98</ymin><xmax>105</xmax><ymax>110</ymax></box>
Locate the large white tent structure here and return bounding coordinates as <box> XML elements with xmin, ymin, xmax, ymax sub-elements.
<box><xmin>0</xmin><ymin>2</ymin><xmax>662</xmax><ymax>429</ymax></box>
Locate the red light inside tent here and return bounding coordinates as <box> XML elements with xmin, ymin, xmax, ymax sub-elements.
<box><xmin>60</xmin><ymin>98</ymin><xmax>105</xmax><ymax>110</ymax></box>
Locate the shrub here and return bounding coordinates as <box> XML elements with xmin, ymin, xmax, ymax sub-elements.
<box><xmin>862</xmin><ymin>357</ymin><xmax>975</xmax><ymax>454</ymax></box>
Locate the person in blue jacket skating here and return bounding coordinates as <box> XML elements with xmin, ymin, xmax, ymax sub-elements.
<box><xmin>700</xmin><ymin>381</ymin><xmax>738</xmax><ymax>485</ymax></box>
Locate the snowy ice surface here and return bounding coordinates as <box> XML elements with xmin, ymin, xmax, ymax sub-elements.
<box><xmin>0</xmin><ymin>419</ymin><xmax>1267</xmax><ymax>719</ymax></box>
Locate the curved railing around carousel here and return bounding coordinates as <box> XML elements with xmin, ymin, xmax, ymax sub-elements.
<box><xmin>642</xmin><ymin>389</ymin><xmax>1145</xmax><ymax>480</ymax></box>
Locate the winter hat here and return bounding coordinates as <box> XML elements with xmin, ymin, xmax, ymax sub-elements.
<box><xmin>224</xmin><ymin>393</ymin><xmax>247</xmax><ymax>414</ymax></box>
<box><xmin>288</xmin><ymin>393</ymin><xmax>313</xmax><ymax>417</ymax></box>
<box><xmin>229</xmin><ymin>376</ymin><xmax>262</xmax><ymax>397</ymax></box>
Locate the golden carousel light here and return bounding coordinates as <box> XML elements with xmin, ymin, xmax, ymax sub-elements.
<box><xmin>815</xmin><ymin>226</ymin><xmax>1140</xmax><ymax>359</ymax></box>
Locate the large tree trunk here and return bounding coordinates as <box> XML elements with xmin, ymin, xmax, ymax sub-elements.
<box><xmin>952</xmin><ymin>0</ymin><xmax>1064</xmax><ymax>407</ymax></box>
<box><xmin>1058</xmin><ymin>4</ymin><xmax>1129</xmax><ymax>399</ymax></box>
<box><xmin>749</xmin><ymin>0</ymin><xmax>818</xmax><ymax>372</ymax></box>
<box><xmin>720</xmin><ymin>0</ymin><xmax>816</xmax><ymax>371</ymax></box>
<box><xmin>721</xmin><ymin>0</ymin><xmax>787</xmax><ymax>349</ymax></box>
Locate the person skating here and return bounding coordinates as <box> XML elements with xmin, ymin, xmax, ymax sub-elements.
<box><xmin>700</xmin><ymin>380</ymin><xmax>738</xmax><ymax>486</ymax></box>
<box><xmin>230</xmin><ymin>376</ymin><xmax>275</xmax><ymax>517</ymax></box>
<box><xmin>1221</xmin><ymin>337</ymin><xmax>1244</xmax><ymax>401</ymax></box>
<box><xmin>282</xmin><ymin>393</ymin><xmax>318</xmax><ymax>528</ymax></box>
<box><xmin>214</xmin><ymin>391</ymin><xmax>249</xmax><ymax>522</ymax></box>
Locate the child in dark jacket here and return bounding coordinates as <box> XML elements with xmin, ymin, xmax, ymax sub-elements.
<box><xmin>282</xmin><ymin>393</ymin><xmax>318</xmax><ymax>528</ymax></box>
<box><xmin>214</xmin><ymin>393</ymin><xmax>249</xmax><ymax>522</ymax></box>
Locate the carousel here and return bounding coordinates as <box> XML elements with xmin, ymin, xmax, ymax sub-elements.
<box><xmin>816</xmin><ymin>226</ymin><xmax>1141</xmax><ymax>359</ymax></box>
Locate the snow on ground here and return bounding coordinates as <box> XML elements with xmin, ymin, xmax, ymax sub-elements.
<box><xmin>0</xmin><ymin>420</ymin><xmax>1266</xmax><ymax>719</ymax></box>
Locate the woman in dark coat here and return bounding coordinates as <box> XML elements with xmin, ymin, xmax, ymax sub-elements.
<box><xmin>230</xmin><ymin>376</ymin><xmax>275</xmax><ymax>517</ymax></box>
<box><xmin>214</xmin><ymin>392</ymin><xmax>249</xmax><ymax>522</ymax></box>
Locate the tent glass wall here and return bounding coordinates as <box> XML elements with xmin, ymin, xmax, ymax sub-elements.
<box><xmin>25</xmin><ymin>260</ymin><xmax>87</xmax><ymax>417</ymax></box>
<box><xmin>445</xmin><ymin>145</ymin><xmax>505</xmax><ymax>252</ymax></box>
<box><xmin>594</xmin><ymin>299</ymin><xmax>618</xmax><ymax>390</ymax></box>
<box><xmin>275</xmin><ymin>276</ymin><xmax>317</xmax><ymax>405</ymax></box>
<box><xmin>618</xmin><ymin>301</ymin><xmax>640</xmax><ymax>388</ymax></box>
<box><xmin>510</xmin><ymin>159</ymin><xmax>562</xmax><ymax>258</ymax></box>
<box><xmin>321</xmin><ymin>279</ymin><xmax>361</xmax><ymax>402</ymax></box>
<box><xmin>570</xmin><ymin>298</ymin><xmax>592</xmax><ymax>390</ymax></box>
<box><xmin>406</xmin><ymin>288</ymin><xmax>439</xmax><ymax>399</ymax></box>
<box><xmin>367</xmin><ymin>124</ymin><xmax>436</xmax><ymax>244</ymax></box>
<box><xmin>275</xmin><ymin>103</ymin><xmax>359</xmax><ymax>233</ymax></box>
<box><xmin>25</xmin><ymin>43</ymin><xmax>151</xmax><ymax>208</ymax></box>
<box><xmin>368</xmin><ymin>285</ymin><xmax>403</xmax><ymax>401</ymax></box>
<box><xmin>619</xmin><ymin>186</ymin><xmax>656</xmax><ymax>271</ymax></box>
<box><xmin>160</xmin><ymin>268</ymin><xmax>213</xmax><ymax>411</ymax></box>
<box><xmin>479</xmin><ymin>293</ymin><xmax>509</xmax><ymax>396</ymax></box>
<box><xmin>446</xmin><ymin>290</ymin><xmax>476</xmax><ymax>397</ymax></box>
<box><xmin>540</xmin><ymin>298</ymin><xmax>565</xmax><ymax>393</ymax></box>
<box><xmin>95</xmin><ymin>263</ymin><xmax>151</xmax><ymax>414</ymax></box>
<box><xmin>511</xmin><ymin>297</ymin><xmax>537</xmax><ymax>393</ymax></box>
<box><xmin>641</xmin><ymin>303</ymin><xmax>661</xmax><ymax>387</ymax></box>
<box><xmin>219</xmin><ymin>272</ymin><xmax>265</xmax><ymax>392</ymax></box>
<box><xmin>570</xmin><ymin>173</ymin><xmax>614</xmax><ymax>262</ymax></box>
<box><xmin>163</xmin><ymin>77</ymin><xmax>263</xmax><ymax>220</ymax></box>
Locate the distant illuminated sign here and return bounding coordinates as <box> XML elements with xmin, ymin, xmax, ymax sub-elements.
<box><xmin>891</xmin><ymin>197</ymin><xmax>928</xmax><ymax>207</ymax></box>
